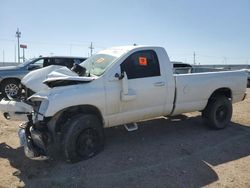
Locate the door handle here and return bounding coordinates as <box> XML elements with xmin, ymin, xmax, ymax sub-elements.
<box><xmin>154</xmin><ymin>82</ymin><xmax>165</xmax><ymax>86</ymax></box>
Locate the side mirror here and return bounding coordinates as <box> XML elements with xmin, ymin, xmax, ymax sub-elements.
<box><xmin>114</xmin><ymin>72</ymin><xmax>124</xmax><ymax>80</ymax></box>
<box><xmin>120</xmin><ymin>72</ymin><xmax>136</xmax><ymax>101</ymax></box>
<box><xmin>121</xmin><ymin>72</ymin><xmax>128</xmax><ymax>94</ymax></box>
<box><xmin>27</xmin><ymin>64</ymin><xmax>40</xmax><ymax>71</ymax></box>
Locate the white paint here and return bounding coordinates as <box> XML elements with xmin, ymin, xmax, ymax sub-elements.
<box><xmin>0</xmin><ymin>46</ymin><xmax>248</xmax><ymax>127</ymax></box>
<box><xmin>21</xmin><ymin>65</ymin><xmax>63</xmax><ymax>92</ymax></box>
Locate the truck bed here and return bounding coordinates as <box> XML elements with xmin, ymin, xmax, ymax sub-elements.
<box><xmin>172</xmin><ymin>69</ymin><xmax>248</xmax><ymax>115</ymax></box>
<box><xmin>173</xmin><ymin>67</ymin><xmax>226</xmax><ymax>74</ymax></box>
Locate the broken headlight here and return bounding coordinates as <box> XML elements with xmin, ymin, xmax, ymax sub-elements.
<box><xmin>36</xmin><ymin>99</ymin><xmax>49</xmax><ymax>121</ymax></box>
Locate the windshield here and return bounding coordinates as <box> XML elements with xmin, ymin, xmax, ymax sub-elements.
<box><xmin>17</xmin><ymin>58</ymin><xmax>36</xmax><ymax>67</ymax></box>
<box><xmin>80</xmin><ymin>49</ymin><xmax>127</xmax><ymax>76</ymax></box>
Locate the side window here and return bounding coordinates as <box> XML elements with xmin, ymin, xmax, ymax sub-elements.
<box><xmin>121</xmin><ymin>50</ymin><xmax>160</xmax><ymax>79</ymax></box>
<box><xmin>54</xmin><ymin>58</ymin><xmax>74</xmax><ymax>68</ymax></box>
<box><xmin>43</xmin><ymin>58</ymin><xmax>54</xmax><ymax>67</ymax></box>
<box><xmin>74</xmin><ymin>58</ymin><xmax>85</xmax><ymax>64</ymax></box>
<box><xmin>32</xmin><ymin>58</ymin><xmax>44</xmax><ymax>68</ymax></box>
<box><xmin>54</xmin><ymin>58</ymin><xmax>65</xmax><ymax>65</ymax></box>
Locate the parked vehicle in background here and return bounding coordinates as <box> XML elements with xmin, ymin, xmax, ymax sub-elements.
<box><xmin>0</xmin><ymin>46</ymin><xmax>248</xmax><ymax>162</ymax></box>
<box><xmin>171</xmin><ymin>61</ymin><xmax>192</xmax><ymax>68</ymax></box>
<box><xmin>0</xmin><ymin>56</ymin><xmax>86</xmax><ymax>98</ymax></box>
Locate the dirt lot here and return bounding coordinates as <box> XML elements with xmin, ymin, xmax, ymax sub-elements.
<box><xmin>0</xmin><ymin>89</ymin><xmax>249</xmax><ymax>188</ymax></box>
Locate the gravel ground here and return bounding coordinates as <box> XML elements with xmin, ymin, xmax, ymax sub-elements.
<box><xmin>0</xmin><ymin>89</ymin><xmax>249</xmax><ymax>188</ymax></box>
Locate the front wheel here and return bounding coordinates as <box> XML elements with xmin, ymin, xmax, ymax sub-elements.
<box><xmin>62</xmin><ymin>114</ymin><xmax>104</xmax><ymax>163</ymax></box>
<box><xmin>1</xmin><ymin>79</ymin><xmax>21</xmax><ymax>98</ymax></box>
<box><xmin>202</xmin><ymin>96</ymin><xmax>232</xmax><ymax>129</ymax></box>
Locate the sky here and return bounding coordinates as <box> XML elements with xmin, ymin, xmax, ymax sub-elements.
<box><xmin>0</xmin><ymin>0</ymin><xmax>250</xmax><ymax>64</ymax></box>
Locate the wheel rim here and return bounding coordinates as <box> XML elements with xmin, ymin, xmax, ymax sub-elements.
<box><xmin>76</xmin><ymin>128</ymin><xmax>100</xmax><ymax>158</ymax></box>
<box><xmin>5</xmin><ymin>83</ymin><xmax>19</xmax><ymax>97</ymax></box>
<box><xmin>216</xmin><ymin>105</ymin><xmax>228</xmax><ymax>122</ymax></box>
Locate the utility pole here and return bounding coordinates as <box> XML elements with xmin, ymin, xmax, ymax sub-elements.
<box><xmin>193</xmin><ymin>52</ymin><xmax>196</xmax><ymax>65</ymax></box>
<box><xmin>89</xmin><ymin>42</ymin><xmax>94</xmax><ymax>56</ymax></box>
<box><xmin>15</xmin><ymin>28</ymin><xmax>21</xmax><ymax>63</ymax></box>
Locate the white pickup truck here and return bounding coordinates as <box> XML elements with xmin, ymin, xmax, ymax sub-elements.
<box><xmin>0</xmin><ymin>45</ymin><xmax>248</xmax><ymax>162</ymax></box>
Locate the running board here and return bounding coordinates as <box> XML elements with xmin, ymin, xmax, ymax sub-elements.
<box><xmin>124</xmin><ymin>123</ymin><xmax>138</xmax><ymax>131</ymax></box>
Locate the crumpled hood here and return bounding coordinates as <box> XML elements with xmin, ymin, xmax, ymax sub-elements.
<box><xmin>22</xmin><ymin>65</ymin><xmax>96</xmax><ymax>92</ymax></box>
<box><xmin>43</xmin><ymin>67</ymin><xmax>96</xmax><ymax>87</ymax></box>
<box><xmin>21</xmin><ymin>65</ymin><xmax>64</xmax><ymax>92</ymax></box>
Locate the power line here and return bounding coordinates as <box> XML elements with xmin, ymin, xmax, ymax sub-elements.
<box><xmin>0</xmin><ymin>38</ymin><xmax>15</xmax><ymax>42</ymax></box>
<box><xmin>0</xmin><ymin>38</ymin><xmax>96</xmax><ymax>48</ymax></box>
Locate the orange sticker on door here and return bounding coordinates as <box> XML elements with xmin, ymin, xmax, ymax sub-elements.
<box><xmin>139</xmin><ymin>57</ymin><xmax>147</xmax><ymax>66</ymax></box>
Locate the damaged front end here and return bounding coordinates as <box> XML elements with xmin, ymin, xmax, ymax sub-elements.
<box><xmin>18</xmin><ymin>114</ymin><xmax>50</xmax><ymax>160</ymax></box>
<box><xmin>16</xmin><ymin>95</ymin><xmax>54</xmax><ymax>160</ymax></box>
<box><xmin>0</xmin><ymin>94</ymin><xmax>53</xmax><ymax>159</ymax></box>
<box><xmin>0</xmin><ymin>65</ymin><xmax>97</xmax><ymax>160</ymax></box>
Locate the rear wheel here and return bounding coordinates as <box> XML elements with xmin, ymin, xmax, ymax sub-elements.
<box><xmin>202</xmin><ymin>96</ymin><xmax>232</xmax><ymax>129</ymax></box>
<box><xmin>62</xmin><ymin>114</ymin><xmax>104</xmax><ymax>163</ymax></box>
<box><xmin>1</xmin><ymin>79</ymin><xmax>21</xmax><ymax>98</ymax></box>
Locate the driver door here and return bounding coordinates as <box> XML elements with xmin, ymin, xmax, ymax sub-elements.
<box><xmin>105</xmin><ymin>50</ymin><xmax>167</xmax><ymax>126</ymax></box>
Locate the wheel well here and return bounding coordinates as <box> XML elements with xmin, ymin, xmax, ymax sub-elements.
<box><xmin>53</xmin><ymin>105</ymin><xmax>104</xmax><ymax>133</ymax></box>
<box><xmin>1</xmin><ymin>78</ymin><xmax>21</xmax><ymax>86</ymax></box>
<box><xmin>203</xmin><ymin>88</ymin><xmax>232</xmax><ymax>110</ymax></box>
<box><xmin>204</xmin><ymin>88</ymin><xmax>232</xmax><ymax>109</ymax></box>
<box><xmin>209</xmin><ymin>88</ymin><xmax>232</xmax><ymax>100</ymax></box>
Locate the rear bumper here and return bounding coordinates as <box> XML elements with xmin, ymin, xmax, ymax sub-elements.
<box><xmin>18</xmin><ymin>122</ymin><xmax>49</xmax><ymax>160</ymax></box>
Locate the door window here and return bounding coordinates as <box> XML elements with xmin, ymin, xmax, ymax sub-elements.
<box><xmin>121</xmin><ymin>50</ymin><xmax>160</xmax><ymax>79</ymax></box>
<box><xmin>43</xmin><ymin>58</ymin><xmax>54</xmax><ymax>67</ymax></box>
<box><xmin>54</xmin><ymin>58</ymin><xmax>74</xmax><ymax>68</ymax></box>
<box><xmin>32</xmin><ymin>58</ymin><xmax>44</xmax><ymax>68</ymax></box>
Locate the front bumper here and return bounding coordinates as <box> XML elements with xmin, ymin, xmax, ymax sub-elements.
<box><xmin>0</xmin><ymin>98</ymin><xmax>32</xmax><ymax>121</ymax></box>
<box><xmin>18</xmin><ymin>121</ymin><xmax>49</xmax><ymax>160</ymax></box>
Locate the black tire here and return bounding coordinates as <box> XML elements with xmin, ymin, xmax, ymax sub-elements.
<box><xmin>1</xmin><ymin>79</ymin><xmax>21</xmax><ymax>98</ymax></box>
<box><xmin>62</xmin><ymin>114</ymin><xmax>104</xmax><ymax>163</ymax></box>
<box><xmin>202</xmin><ymin>96</ymin><xmax>232</xmax><ymax>129</ymax></box>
